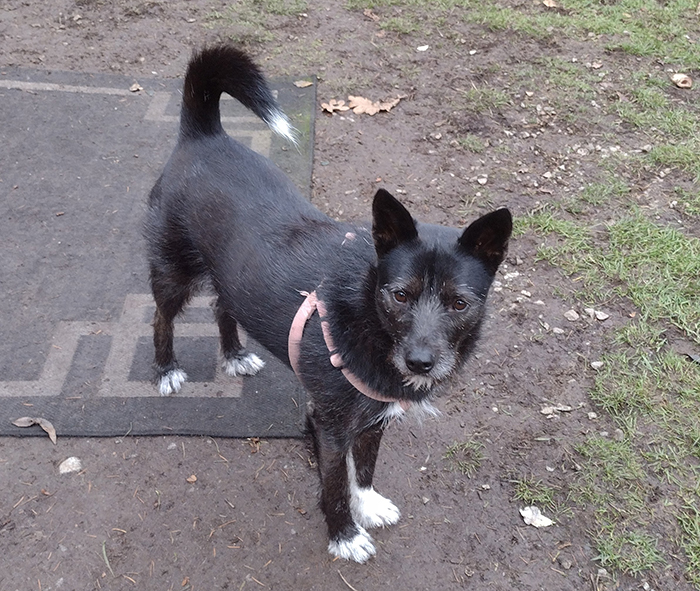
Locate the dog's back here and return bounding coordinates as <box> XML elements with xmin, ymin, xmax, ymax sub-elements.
<box><xmin>145</xmin><ymin>47</ymin><xmax>355</xmax><ymax>363</ymax></box>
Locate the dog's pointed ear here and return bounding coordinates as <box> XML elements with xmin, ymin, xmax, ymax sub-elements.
<box><xmin>372</xmin><ymin>189</ymin><xmax>418</xmax><ymax>257</ymax></box>
<box><xmin>458</xmin><ymin>208</ymin><xmax>513</xmax><ymax>272</ymax></box>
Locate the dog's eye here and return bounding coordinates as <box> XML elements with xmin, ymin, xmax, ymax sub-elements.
<box><xmin>453</xmin><ymin>298</ymin><xmax>469</xmax><ymax>311</ymax></box>
<box><xmin>393</xmin><ymin>290</ymin><xmax>408</xmax><ymax>304</ymax></box>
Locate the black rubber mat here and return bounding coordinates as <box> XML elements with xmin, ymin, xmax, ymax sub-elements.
<box><xmin>0</xmin><ymin>66</ymin><xmax>315</xmax><ymax>438</ymax></box>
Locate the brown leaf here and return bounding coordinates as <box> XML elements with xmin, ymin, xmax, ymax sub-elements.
<box><xmin>37</xmin><ymin>418</ymin><xmax>57</xmax><ymax>444</ymax></box>
<box><xmin>12</xmin><ymin>416</ymin><xmax>57</xmax><ymax>444</ymax></box>
<box><xmin>12</xmin><ymin>417</ymin><xmax>36</xmax><ymax>428</ymax></box>
<box><xmin>321</xmin><ymin>99</ymin><xmax>350</xmax><ymax>113</ymax></box>
<box><xmin>294</xmin><ymin>80</ymin><xmax>313</xmax><ymax>88</ymax></box>
<box><xmin>363</xmin><ymin>8</ymin><xmax>380</xmax><ymax>21</ymax></box>
<box><xmin>542</xmin><ymin>0</ymin><xmax>558</xmax><ymax>6</ymax></box>
<box><xmin>347</xmin><ymin>95</ymin><xmax>404</xmax><ymax>116</ymax></box>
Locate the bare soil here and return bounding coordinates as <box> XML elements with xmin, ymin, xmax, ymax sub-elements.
<box><xmin>0</xmin><ymin>1</ymin><xmax>692</xmax><ymax>590</ymax></box>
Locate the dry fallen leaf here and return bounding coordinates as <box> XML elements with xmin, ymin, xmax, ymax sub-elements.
<box><xmin>542</xmin><ymin>0</ymin><xmax>558</xmax><ymax>7</ymax></box>
<box><xmin>12</xmin><ymin>416</ymin><xmax>57</xmax><ymax>444</ymax></box>
<box><xmin>671</xmin><ymin>73</ymin><xmax>692</xmax><ymax>89</ymax></box>
<box><xmin>347</xmin><ymin>94</ymin><xmax>404</xmax><ymax>115</ymax></box>
<box><xmin>321</xmin><ymin>99</ymin><xmax>350</xmax><ymax>113</ymax></box>
<box><xmin>520</xmin><ymin>506</ymin><xmax>555</xmax><ymax>528</ymax></box>
<box><xmin>294</xmin><ymin>79</ymin><xmax>313</xmax><ymax>88</ymax></box>
<box><xmin>363</xmin><ymin>8</ymin><xmax>380</xmax><ymax>21</ymax></box>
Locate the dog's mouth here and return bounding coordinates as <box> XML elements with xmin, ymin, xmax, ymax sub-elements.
<box><xmin>392</xmin><ymin>349</ymin><xmax>456</xmax><ymax>393</ymax></box>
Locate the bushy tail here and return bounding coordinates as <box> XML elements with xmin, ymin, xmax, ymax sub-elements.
<box><xmin>180</xmin><ymin>45</ymin><xmax>295</xmax><ymax>143</ymax></box>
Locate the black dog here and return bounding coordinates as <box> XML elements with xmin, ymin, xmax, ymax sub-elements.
<box><xmin>145</xmin><ymin>46</ymin><xmax>512</xmax><ymax>562</ymax></box>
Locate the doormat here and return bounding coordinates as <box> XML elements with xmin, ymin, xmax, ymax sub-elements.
<box><xmin>0</xmin><ymin>66</ymin><xmax>316</xmax><ymax>438</ymax></box>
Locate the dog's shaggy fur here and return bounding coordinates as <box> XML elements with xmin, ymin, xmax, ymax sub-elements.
<box><xmin>146</xmin><ymin>45</ymin><xmax>512</xmax><ymax>562</ymax></box>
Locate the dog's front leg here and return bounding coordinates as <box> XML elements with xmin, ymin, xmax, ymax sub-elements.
<box><xmin>348</xmin><ymin>424</ymin><xmax>401</xmax><ymax>529</ymax></box>
<box><xmin>313</xmin><ymin>428</ymin><xmax>376</xmax><ymax>562</ymax></box>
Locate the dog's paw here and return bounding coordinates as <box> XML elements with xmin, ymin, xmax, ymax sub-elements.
<box><xmin>223</xmin><ymin>352</ymin><xmax>265</xmax><ymax>377</ymax></box>
<box><xmin>351</xmin><ymin>488</ymin><xmax>401</xmax><ymax>529</ymax></box>
<box><xmin>158</xmin><ymin>368</ymin><xmax>187</xmax><ymax>396</ymax></box>
<box><xmin>327</xmin><ymin>527</ymin><xmax>376</xmax><ymax>563</ymax></box>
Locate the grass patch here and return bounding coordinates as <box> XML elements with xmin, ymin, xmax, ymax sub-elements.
<box><xmin>520</xmin><ymin>208</ymin><xmax>700</xmax><ymax>343</ymax></box>
<box><xmin>521</xmin><ymin>198</ymin><xmax>700</xmax><ymax>582</ymax></box>
<box><xmin>204</xmin><ymin>0</ymin><xmax>308</xmax><ymax>43</ymax></box>
<box><xmin>511</xmin><ymin>476</ymin><xmax>557</xmax><ymax>511</ymax></box>
<box><xmin>444</xmin><ymin>439</ymin><xmax>485</xmax><ymax>477</ymax></box>
<box><xmin>594</xmin><ymin>526</ymin><xmax>664</xmax><ymax>576</ymax></box>
<box><xmin>457</xmin><ymin>133</ymin><xmax>486</xmax><ymax>153</ymax></box>
<box><xmin>455</xmin><ymin>86</ymin><xmax>511</xmax><ymax>114</ymax></box>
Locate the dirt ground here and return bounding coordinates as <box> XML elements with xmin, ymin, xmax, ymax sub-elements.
<box><xmin>0</xmin><ymin>1</ymin><xmax>694</xmax><ymax>589</ymax></box>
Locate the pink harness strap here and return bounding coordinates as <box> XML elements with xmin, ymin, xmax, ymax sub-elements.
<box><xmin>288</xmin><ymin>289</ymin><xmax>409</xmax><ymax>408</ymax></box>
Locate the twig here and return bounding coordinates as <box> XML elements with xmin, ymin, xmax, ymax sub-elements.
<box><xmin>102</xmin><ymin>541</ymin><xmax>115</xmax><ymax>577</ymax></box>
<box><xmin>338</xmin><ymin>571</ymin><xmax>360</xmax><ymax>591</ymax></box>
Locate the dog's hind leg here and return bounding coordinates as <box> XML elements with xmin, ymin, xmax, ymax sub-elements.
<box><xmin>348</xmin><ymin>424</ymin><xmax>401</xmax><ymax>529</ymax></box>
<box><xmin>214</xmin><ymin>297</ymin><xmax>265</xmax><ymax>377</ymax></box>
<box><xmin>151</xmin><ymin>267</ymin><xmax>195</xmax><ymax>396</ymax></box>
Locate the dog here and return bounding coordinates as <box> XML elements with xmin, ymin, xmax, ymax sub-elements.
<box><xmin>145</xmin><ymin>45</ymin><xmax>512</xmax><ymax>563</ymax></box>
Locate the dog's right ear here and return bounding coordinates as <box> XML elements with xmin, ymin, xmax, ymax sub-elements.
<box><xmin>372</xmin><ymin>189</ymin><xmax>419</xmax><ymax>257</ymax></box>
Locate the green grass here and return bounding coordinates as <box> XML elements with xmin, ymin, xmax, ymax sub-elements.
<box><xmin>444</xmin><ymin>439</ymin><xmax>485</xmax><ymax>477</ymax></box>
<box><xmin>511</xmin><ymin>476</ymin><xmax>557</xmax><ymax>511</ymax></box>
<box><xmin>520</xmin><ymin>208</ymin><xmax>700</xmax><ymax>343</ymax></box>
<box><xmin>522</xmin><ymin>202</ymin><xmax>700</xmax><ymax>582</ymax></box>
<box><xmin>455</xmin><ymin>86</ymin><xmax>511</xmax><ymax>114</ymax></box>
<box><xmin>204</xmin><ymin>0</ymin><xmax>308</xmax><ymax>43</ymax></box>
<box><xmin>457</xmin><ymin>133</ymin><xmax>486</xmax><ymax>153</ymax></box>
<box><xmin>594</xmin><ymin>526</ymin><xmax>664</xmax><ymax>576</ymax></box>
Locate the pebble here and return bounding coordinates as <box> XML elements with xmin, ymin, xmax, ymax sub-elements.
<box><xmin>564</xmin><ymin>309</ymin><xmax>580</xmax><ymax>321</ymax></box>
<box><xmin>59</xmin><ymin>457</ymin><xmax>82</xmax><ymax>474</ymax></box>
<box><xmin>591</xmin><ymin>361</ymin><xmax>604</xmax><ymax>370</ymax></box>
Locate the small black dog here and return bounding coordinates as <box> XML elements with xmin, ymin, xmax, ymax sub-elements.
<box><xmin>146</xmin><ymin>46</ymin><xmax>512</xmax><ymax>562</ymax></box>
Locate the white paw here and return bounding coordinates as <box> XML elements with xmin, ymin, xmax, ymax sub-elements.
<box><xmin>223</xmin><ymin>353</ymin><xmax>265</xmax><ymax>377</ymax></box>
<box><xmin>351</xmin><ymin>488</ymin><xmax>401</xmax><ymax>529</ymax></box>
<box><xmin>158</xmin><ymin>368</ymin><xmax>187</xmax><ymax>396</ymax></box>
<box><xmin>328</xmin><ymin>527</ymin><xmax>376</xmax><ymax>563</ymax></box>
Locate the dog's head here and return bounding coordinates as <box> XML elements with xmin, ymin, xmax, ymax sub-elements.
<box><xmin>372</xmin><ymin>189</ymin><xmax>512</xmax><ymax>392</ymax></box>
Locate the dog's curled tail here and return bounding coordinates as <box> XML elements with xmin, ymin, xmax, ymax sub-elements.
<box><xmin>180</xmin><ymin>45</ymin><xmax>296</xmax><ymax>143</ymax></box>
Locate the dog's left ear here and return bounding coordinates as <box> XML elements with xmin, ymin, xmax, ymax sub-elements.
<box><xmin>372</xmin><ymin>189</ymin><xmax>419</xmax><ymax>257</ymax></box>
<box><xmin>458</xmin><ymin>208</ymin><xmax>513</xmax><ymax>273</ymax></box>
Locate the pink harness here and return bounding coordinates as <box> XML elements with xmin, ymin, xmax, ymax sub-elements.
<box><xmin>288</xmin><ymin>289</ymin><xmax>409</xmax><ymax>408</ymax></box>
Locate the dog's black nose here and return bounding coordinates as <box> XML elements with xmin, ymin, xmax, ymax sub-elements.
<box><xmin>405</xmin><ymin>349</ymin><xmax>435</xmax><ymax>374</ymax></box>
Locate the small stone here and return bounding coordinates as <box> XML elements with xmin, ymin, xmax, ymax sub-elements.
<box><xmin>595</xmin><ymin>310</ymin><xmax>610</xmax><ymax>321</ymax></box>
<box><xmin>59</xmin><ymin>457</ymin><xmax>82</xmax><ymax>474</ymax></box>
<box><xmin>564</xmin><ymin>309</ymin><xmax>580</xmax><ymax>321</ymax></box>
<box><xmin>584</xmin><ymin>307</ymin><xmax>596</xmax><ymax>319</ymax></box>
<box><xmin>613</xmin><ymin>428</ymin><xmax>625</xmax><ymax>441</ymax></box>
<box><xmin>558</xmin><ymin>557</ymin><xmax>573</xmax><ymax>570</ymax></box>
<box><xmin>591</xmin><ymin>361</ymin><xmax>604</xmax><ymax>370</ymax></box>
<box><xmin>588</xmin><ymin>412</ymin><xmax>598</xmax><ymax>420</ymax></box>
<box><xmin>422</xmin><ymin>496</ymin><xmax>430</xmax><ymax>504</ymax></box>
<box><xmin>552</xmin><ymin>327</ymin><xmax>565</xmax><ymax>335</ymax></box>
